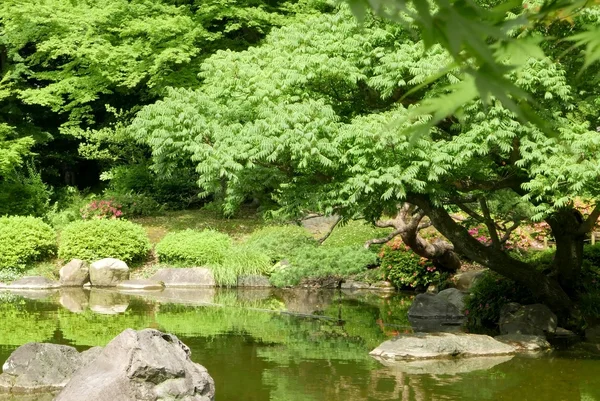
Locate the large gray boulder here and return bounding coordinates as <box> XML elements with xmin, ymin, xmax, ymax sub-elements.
<box><xmin>59</xmin><ymin>259</ymin><xmax>90</xmax><ymax>287</ymax></box>
<box><xmin>370</xmin><ymin>333</ymin><xmax>516</xmax><ymax>360</ymax></box>
<box><xmin>55</xmin><ymin>329</ymin><xmax>215</xmax><ymax>401</ymax></box>
<box><xmin>90</xmin><ymin>258</ymin><xmax>130</xmax><ymax>287</ymax></box>
<box><xmin>150</xmin><ymin>268</ymin><xmax>216</xmax><ymax>287</ymax></box>
<box><xmin>0</xmin><ymin>343</ymin><xmax>82</xmax><ymax>393</ymax></box>
<box><xmin>7</xmin><ymin>276</ymin><xmax>60</xmax><ymax>290</ymax></box>
<box><xmin>499</xmin><ymin>303</ymin><xmax>557</xmax><ymax>336</ymax></box>
<box><xmin>436</xmin><ymin>288</ymin><xmax>466</xmax><ymax>311</ymax></box>
<box><xmin>377</xmin><ymin>354</ymin><xmax>514</xmax><ymax>375</ymax></box>
<box><xmin>408</xmin><ymin>293</ymin><xmax>464</xmax><ymax>319</ymax></box>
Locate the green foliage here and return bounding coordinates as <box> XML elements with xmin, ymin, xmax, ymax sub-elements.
<box><xmin>269</xmin><ymin>245</ymin><xmax>377</xmax><ymax>287</ymax></box>
<box><xmin>156</xmin><ymin>229</ymin><xmax>233</xmax><ymax>266</ymax></box>
<box><xmin>584</xmin><ymin>243</ymin><xmax>600</xmax><ymax>268</ymax></box>
<box><xmin>45</xmin><ymin>186</ymin><xmax>88</xmax><ymax>229</ymax></box>
<box><xmin>213</xmin><ymin>246</ymin><xmax>272</xmax><ymax>287</ymax></box>
<box><xmin>322</xmin><ymin>220</ymin><xmax>391</xmax><ymax>248</ymax></box>
<box><xmin>0</xmin><ymin>166</ymin><xmax>51</xmax><ymax>217</ymax></box>
<box><xmin>244</xmin><ymin>225</ymin><xmax>317</xmax><ymax>261</ymax></box>
<box><xmin>465</xmin><ymin>272</ymin><xmax>537</xmax><ymax>334</ymax></box>
<box><xmin>0</xmin><ymin>216</ymin><xmax>56</xmax><ymax>270</ymax></box>
<box><xmin>0</xmin><ymin>124</ymin><xmax>35</xmax><ymax>176</ymax></box>
<box><xmin>104</xmin><ymin>192</ymin><xmax>163</xmax><ymax>217</ymax></box>
<box><xmin>379</xmin><ymin>239</ymin><xmax>448</xmax><ymax>289</ymax></box>
<box><xmin>58</xmin><ymin>219</ymin><xmax>151</xmax><ymax>264</ymax></box>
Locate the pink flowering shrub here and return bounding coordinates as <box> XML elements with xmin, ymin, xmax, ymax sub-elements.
<box><xmin>81</xmin><ymin>199</ymin><xmax>123</xmax><ymax>220</ymax></box>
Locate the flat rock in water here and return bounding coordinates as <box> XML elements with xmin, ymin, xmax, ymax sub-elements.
<box><xmin>495</xmin><ymin>334</ymin><xmax>551</xmax><ymax>351</ymax></box>
<box><xmin>7</xmin><ymin>276</ymin><xmax>60</xmax><ymax>290</ymax></box>
<box><xmin>90</xmin><ymin>258</ymin><xmax>130</xmax><ymax>287</ymax></box>
<box><xmin>117</xmin><ymin>279</ymin><xmax>164</xmax><ymax>291</ymax></box>
<box><xmin>237</xmin><ymin>275</ymin><xmax>272</xmax><ymax>287</ymax></box>
<box><xmin>54</xmin><ymin>329</ymin><xmax>215</xmax><ymax>401</ymax></box>
<box><xmin>59</xmin><ymin>259</ymin><xmax>89</xmax><ymax>287</ymax></box>
<box><xmin>150</xmin><ymin>268</ymin><xmax>216</xmax><ymax>288</ymax></box>
<box><xmin>370</xmin><ymin>333</ymin><xmax>516</xmax><ymax>360</ymax></box>
<box><xmin>377</xmin><ymin>354</ymin><xmax>514</xmax><ymax>375</ymax></box>
<box><xmin>0</xmin><ymin>343</ymin><xmax>82</xmax><ymax>393</ymax></box>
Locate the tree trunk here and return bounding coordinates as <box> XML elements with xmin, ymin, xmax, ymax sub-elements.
<box><xmin>546</xmin><ymin>209</ymin><xmax>585</xmax><ymax>298</ymax></box>
<box><xmin>410</xmin><ymin>195</ymin><xmax>580</xmax><ymax>327</ymax></box>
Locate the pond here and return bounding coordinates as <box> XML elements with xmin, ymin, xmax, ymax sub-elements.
<box><xmin>0</xmin><ymin>288</ymin><xmax>599</xmax><ymax>401</ymax></box>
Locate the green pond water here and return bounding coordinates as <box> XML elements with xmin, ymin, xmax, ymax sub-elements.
<box><xmin>1</xmin><ymin>288</ymin><xmax>600</xmax><ymax>401</ymax></box>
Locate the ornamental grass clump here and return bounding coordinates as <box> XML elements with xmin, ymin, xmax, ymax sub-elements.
<box><xmin>58</xmin><ymin>219</ymin><xmax>151</xmax><ymax>264</ymax></box>
<box><xmin>0</xmin><ymin>216</ymin><xmax>56</xmax><ymax>269</ymax></box>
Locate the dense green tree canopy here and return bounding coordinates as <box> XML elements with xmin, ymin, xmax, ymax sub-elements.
<box><xmin>131</xmin><ymin>4</ymin><xmax>600</xmax><ymax>323</ymax></box>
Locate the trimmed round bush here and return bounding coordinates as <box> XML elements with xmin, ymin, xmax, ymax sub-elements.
<box><xmin>244</xmin><ymin>225</ymin><xmax>317</xmax><ymax>261</ymax></box>
<box><xmin>58</xmin><ymin>219</ymin><xmax>151</xmax><ymax>264</ymax></box>
<box><xmin>156</xmin><ymin>229</ymin><xmax>233</xmax><ymax>266</ymax></box>
<box><xmin>0</xmin><ymin>216</ymin><xmax>56</xmax><ymax>269</ymax></box>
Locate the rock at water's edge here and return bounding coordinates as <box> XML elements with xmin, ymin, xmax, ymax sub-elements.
<box><xmin>7</xmin><ymin>276</ymin><xmax>60</xmax><ymax>290</ymax></box>
<box><xmin>117</xmin><ymin>279</ymin><xmax>164</xmax><ymax>291</ymax></box>
<box><xmin>90</xmin><ymin>258</ymin><xmax>129</xmax><ymax>287</ymax></box>
<box><xmin>150</xmin><ymin>268</ymin><xmax>216</xmax><ymax>288</ymax></box>
<box><xmin>499</xmin><ymin>303</ymin><xmax>557</xmax><ymax>336</ymax></box>
<box><xmin>495</xmin><ymin>334</ymin><xmax>551</xmax><ymax>351</ymax></box>
<box><xmin>59</xmin><ymin>259</ymin><xmax>89</xmax><ymax>287</ymax></box>
<box><xmin>237</xmin><ymin>275</ymin><xmax>272</xmax><ymax>288</ymax></box>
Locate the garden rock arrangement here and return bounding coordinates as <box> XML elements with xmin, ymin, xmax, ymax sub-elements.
<box><xmin>370</xmin><ymin>333</ymin><xmax>516</xmax><ymax>360</ymax></box>
<box><xmin>0</xmin><ymin>329</ymin><xmax>215</xmax><ymax>401</ymax></box>
<box><xmin>90</xmin><ymin>258</ymin><xmax>130</xmax><ymax>287</ymax></box>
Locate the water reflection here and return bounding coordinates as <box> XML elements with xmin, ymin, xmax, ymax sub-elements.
<box><xmin>0</xmin><ymin>289</ymin><xmax>599</xmax><ymax>401</ymax></box>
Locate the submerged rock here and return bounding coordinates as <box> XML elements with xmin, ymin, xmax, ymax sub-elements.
<box><xmin>59</xmin><ymin>259</ymin><xmax>90</xmax><ymax>287</ymax></box>
<box><xmin>0</xmin><ymin>343</ymin><xmax>83</xmax><ymax>393</ymax></box>
<box><xmin>499</xmin><ymin>303</ymin><xmax>557</xmax><ymax>336</ymax></box>
<box><xmin>495</xmin><ymin>334</ymin><xmax>551</xmax><ymax>351</ymax></box>
<box><xmin>7</xmin><ymin>276</ymin><xmax>60</xmax><ymax>290</ymax></box>
<box><xmin>150</xmin><ymin>268</ymin><xmax>216</xmax><ymax>288</ymax></box>
<box><xmin>55</xmin><ymin>329</ymin><xmax>215</xmax><ymax>401</ymax></box>
<box><xmin>90</xmin><ymin>258</ymin><xmax>130</xmax><ymax>287</ymax></box>
<box><xmin>370</xmin><ymin>333</ymin><xmax>516</xmax><ymax>360</ymax></box>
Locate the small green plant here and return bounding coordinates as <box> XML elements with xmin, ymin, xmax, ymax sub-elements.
<box><xmin>269</xmin><ymin>245</ymin><xmax>377</xmax><ymax>287</ymax></box>
<box><xmin>156</xmin><ymin>229</ymin><xmax>233</xmax><ymax>266</ymax></box>
<box><xmin>213</xmin><ymin>246</ymin><xmax>272</xmax><ymax>286</ymax></box>
<box><xmin>464</xmin><ymin>271</ymin><xmax>537</xmax><ymax>334</ymax></box>
<box><xmin>0</xmin><ymin>216</ymin><xmax>56</xmax><ymax>269</ymax></box>
<box><xmin>58</xmin><ymin>219</ymin><xmax>151</xmax><ymax>264</ymax></box>
<box><xmin>244</xmin><ymin>225</ymin><xmax>317</xmax><ymax>261</ymax></box>
<box><xmin>378</xmin><ymin>238</ymin><xmax>448</xmax><ymax>289</ymax></box>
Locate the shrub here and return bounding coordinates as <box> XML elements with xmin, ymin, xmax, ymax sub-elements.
<box><xmin>0</xmin><ymin>216</ymin><xmax>56</xmax><ymax>269</ymax></box>
<box><xmin>0</xmin><ymin>167</ymin><xmax>50</xmax><ymax>217</ymax></box>
<box><xmin>103</xmin><ymin>191</ymin><xmax>163</xmax><ymax>217</ymax></box>
<box><xmin>156</xmin><ymin>230</ymin><xmax>233</xmax><ymax>266</ymax></box>
<box><xmin>45</xmin><ymin>186</ymin><xmax>88</xmax><ymax>228</ymax></box>
<box><xmin>584</xmin><ymin>243</ymin><xmax>600</xmax><ymax>268</ymax></box>
<box><xmin>244</xmin><ymin>225</ymin><xmax>317</xmax><ymax>261</ymax></box>
<box><xmin>378</xmin><ymin>238</ymin><xmax>449</xmax><ymax>289</ymax></box>
<box><xmin>269</xmin><ymin>245</ymin><xmax>377</xmax><ymax>287</ymax></box>
<box><xmin>213</xmin><ymin>246</ymin><xmax>272</xmax><ymax>286</ymax></box>
<box><xmin>80</xmin><ymin>199</ymin><xmax>123</xmax><ymax>220</ymax></box>
<box><xmin>464</xmin><ymin>271</ymin><xmax>537</xmax><ymax>334</ymax></box>
<box><xmin>58</xmin><ymin>219</ymin><xmax>151</xmax><ymax>264</ymax></box>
